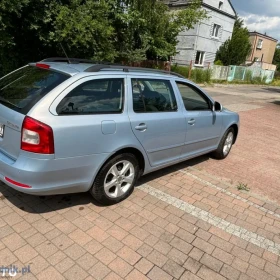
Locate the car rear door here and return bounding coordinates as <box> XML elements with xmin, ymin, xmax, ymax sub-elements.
<box><xmin>174</xmin><ymin>81</ymin><xmax>223</xmax><ymax>159</ymax></box>
<box><xmin>127</xmin><ymin>76</ymin><xmax>186</xmax><ymax>167</ymax></box>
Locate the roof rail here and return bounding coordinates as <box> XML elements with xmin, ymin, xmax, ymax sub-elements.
<box><xmin>84</xmin><ymin>64</ymin><xmax>185</xmax><ymax>79</ymax></box>
<box><xmin>41</xmin><ymin>57</ymin><xmax>102</xmax><ymax>64</ymax></box>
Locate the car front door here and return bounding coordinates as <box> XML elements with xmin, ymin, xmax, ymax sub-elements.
<box><xmin>174</xmin><ymin>81</ymin><xmax>223</xmax><ymax>159</ymax></box>
<box><xmin>128</xmin><ymin>76</ymin><xmax>186</xmax><ymax>167</ymax></box>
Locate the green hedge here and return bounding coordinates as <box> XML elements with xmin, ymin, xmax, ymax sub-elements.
<box><xmin>171</xmin><ymin>65</ymin><xmax>211</xmax><ymax>83</ymax></box>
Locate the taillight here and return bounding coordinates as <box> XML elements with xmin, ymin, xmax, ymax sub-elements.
<box><xmin>21</xmin><ymin>117</ymin><xmax>54</xmax><ymax>154</ymax></box>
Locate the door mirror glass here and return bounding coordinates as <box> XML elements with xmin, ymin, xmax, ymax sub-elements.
<box><xmin>214</xmin><ymin>101</ymin><xmax>223</xmax><ymax>112</ymax></box>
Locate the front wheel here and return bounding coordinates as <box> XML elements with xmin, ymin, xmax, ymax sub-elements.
<box><xmin>90</xmin><ymin>153</ymin><xmax>139</xmax><ymax>205</ymax></box>
<box><xmin>212</xmin><ymin>128</ymin><xmax>235</xmax><ymax>160</ymax></box>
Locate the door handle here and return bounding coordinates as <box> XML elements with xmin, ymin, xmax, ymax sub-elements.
<box><xmin>135</xmin><ymin>123</ymin><xmax>147</xmax><ymax>131</ymax></box>
<box><xmin>188</xmin><ymin>119</ymin><xmax>196</xmax><ymax>125</ymax></box>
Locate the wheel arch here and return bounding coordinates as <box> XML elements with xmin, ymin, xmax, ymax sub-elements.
<box><xmin>229</xmin><ymin>123</ymin><xmax>239</xmax><ymax>144</ymax></box>
<box><xmin>91</xmin><ymin>147</ymin><xmax>146</xmax><ymax>188</ymax></box>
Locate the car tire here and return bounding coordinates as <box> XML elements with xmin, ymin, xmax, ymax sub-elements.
<box><xmin>212</xmin><ymin>127</ymin><xmax>235</xmax><ymax>160</ymax></box>
<box><xmin>90</xmin><ymin>153</ymin><xmax>139</xmax><ymax>205</ymax></box>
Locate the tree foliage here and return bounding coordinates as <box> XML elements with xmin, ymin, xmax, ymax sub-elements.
<box><xmin>0</xmin><ymin>0</ymin><xmax>207</xmax><ymax>76</ymax></box>
<box><xmin>273</xmin><ymin>44</ymin><xmax>280</xmax><ymax>71</ymax></box>
<box><xmin>215</xmin><ymin>18</ymin><xmax>252</xmax><ymax>66</ymax></box>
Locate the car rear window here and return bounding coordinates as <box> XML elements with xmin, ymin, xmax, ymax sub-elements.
<box><xmin>0</xmin><ymin>65</ymin><xmax>70</xmax><ymax>114</ymax></box>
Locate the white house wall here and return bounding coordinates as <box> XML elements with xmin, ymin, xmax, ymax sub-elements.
<box><xmin>204</xmin><ymin>0</ymin><xmax>236</xmax><ymax>16</ymax></box>
<box><xmin>173</xmin><ymin>0</ymin><xmax>236</xmax><ymax>66</ymax></box>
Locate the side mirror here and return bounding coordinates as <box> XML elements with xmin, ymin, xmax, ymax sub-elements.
<box><xmin>213</xmin><ymin>101</ymin><xmax>223</xmax><ymax>112</ymax></box>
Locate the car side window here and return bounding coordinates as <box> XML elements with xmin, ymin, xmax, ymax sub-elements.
<box><xmin>176</xmin><ymin>82</ymin><xmax>211</xmax><ymax>111</ymax></box>
<box><xmin>132</xmin><ymin>78</ymin><xmax>177</xmax><ymax>113</ymax></box>
<box><xmin>57</xmin><ymin>78</ymin><xmax>124</xmax><ymax>115</ymax></box>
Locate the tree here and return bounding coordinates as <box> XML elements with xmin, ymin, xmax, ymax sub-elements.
<box><xmin>273</xmin><ymin>44</ymin><xmax>280</xmax><ymax>71</ymax></box>
<box><xmin>0</xmin><ymin>0</ymin><xmax>207</xmax><ymax>76</ymax></box>
<box><xmin>215</xmin><ymin>18</ymin><xmax>252</xmax><ymax>66</ymax></box>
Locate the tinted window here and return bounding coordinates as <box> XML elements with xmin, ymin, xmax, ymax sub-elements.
<box><xmin>176</xmin><ymin>82</ymin><xmax>210</xmax><ymax>111</ymax></box>
<box><xmin>0</xmin><ymin>66</ymin><xmax>69</xmax><ymax>113</ymax></box>
<box><xmin>132</xmin><ymin>79</ymin><xmax>177</xmax><ymax>113</ymax></box>
<box><xmin>57</xmin><ymin>79</ymin><xmax>124</xmax><ymax>115</ymax></box>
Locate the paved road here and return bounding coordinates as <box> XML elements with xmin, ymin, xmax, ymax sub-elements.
<box><xmin>0</xmin><ymin>85</ymin><xmax>280</xmax><ymax>280</ymax></box>
<box><xmin>196</xmin><ymin>85</ymin><xmax>280</xmax><ymax>204</ymax></box>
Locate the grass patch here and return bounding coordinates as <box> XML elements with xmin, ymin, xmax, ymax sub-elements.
<box><xmin>237</xmin><ymin>182</ymin><xmax>250</xmax><ymax>192</ymax></box>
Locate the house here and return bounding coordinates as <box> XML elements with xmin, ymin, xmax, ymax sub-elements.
<box><xmin>163</xmin><ymin>0</ymin><xmax>237</xmax><ymax>67</ymax></box>
<box><xmin>246</xmin><ymin>32</ymin><xmax>278</xmax><ymax>71</ymax></box>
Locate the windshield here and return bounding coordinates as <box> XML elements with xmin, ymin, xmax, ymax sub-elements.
<box><xmin>0</xmin><ymin>66</ymin><xmax>70</xmax><ymax>114</ymax></box>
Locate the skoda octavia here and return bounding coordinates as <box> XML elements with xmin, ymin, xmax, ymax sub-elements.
<box><xmin>0</xmin><ymin>58</ymin><xmax>239</xmax><ymax>204</ymax></box>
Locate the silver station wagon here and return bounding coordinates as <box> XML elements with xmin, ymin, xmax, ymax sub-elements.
<box><xmin>0</xmin><ymin>58</ymin><xmax>239</xmax><ymax>204</ymax></box>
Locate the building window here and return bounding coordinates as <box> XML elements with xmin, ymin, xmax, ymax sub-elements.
<box><xmin>257</xmin><ymin>39</ymin><xmax>263</xmax><ymax>49</ymax></box>
<box><xmin>195</xmin><ymin>51</ymin><xmax>205</xmax><ymax>66</ymax></box>
<box><xmin>219</xmin><ymin>1</ymin><xmax>223</xmax><ymax>9</ymax></box>
<box><xmin>212</xmin><ymin>24</ymin><xmax>221</xmax><ymax>38</ymax></box>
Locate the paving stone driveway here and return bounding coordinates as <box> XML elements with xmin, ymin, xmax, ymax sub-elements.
<box><xmin>0</xmin><ymin>86</ymin><xmax>280</xmax><ymax>280</ymax></box>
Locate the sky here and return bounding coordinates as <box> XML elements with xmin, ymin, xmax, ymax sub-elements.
<box><xmin>231</xmin><ymin>0</ymin><xmax>280</xmax><ymax>41</ymax></box>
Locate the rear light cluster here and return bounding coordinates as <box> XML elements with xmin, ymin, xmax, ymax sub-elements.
<box><xmin>21</xmin><ymin>117</ymin><xmax>54</xmax><ymax>154</ymax></box>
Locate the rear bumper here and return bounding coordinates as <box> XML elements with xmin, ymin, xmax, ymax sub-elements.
<box><xmin>0</xmin><ymin>151</ymin><xmax>109</xmax><ymax>195</ymax></box>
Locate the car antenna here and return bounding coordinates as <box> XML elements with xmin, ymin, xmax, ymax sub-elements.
<box><xmin>59</xmin><ymin>43</ymin><xmax>71</xmax><ymax>64</ymax></box>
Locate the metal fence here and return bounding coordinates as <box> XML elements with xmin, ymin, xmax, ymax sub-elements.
<box><xmin>211</xmin><ymin>65</ymin><xmax>229</xmax><ymax>80</ymax></box>
<box><xmin>212</xmin><ymin>65</ymin><xmax>275</xmax><ymax>84</ymax></box>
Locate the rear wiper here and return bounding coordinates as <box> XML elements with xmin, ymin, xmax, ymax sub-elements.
<box><xmin>0</xmin><ymin>97</ymin><xmax>19</xmax><ymax>108</ymax></box>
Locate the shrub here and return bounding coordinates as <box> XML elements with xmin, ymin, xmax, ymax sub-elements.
<box><xmin>171</xmin><ymin>64</ymin><xmax>211</xmax><ymax>83</ymax></box>
<box><xmin>171</xmin><ymin>65</ymin><xmax>190</xmax><ymax>78</ymax></box>
<box><xmin>214</xmin><ymin>60</ymin><xmax>223</xmax><ymax>66</ymax></box>
<box><xmin>191</xmin><ymin>68</ymin><xmax>212</xmax><ymax>83</ymax></box>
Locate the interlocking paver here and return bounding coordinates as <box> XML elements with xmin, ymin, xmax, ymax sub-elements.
<box><xmin>125</xmin><ymin>269</ymin><xmax>148</xmax><ymax>280</ymax></box>
<box><xmin>76</xmin><ymin>253</ymin><xmax>98</xmax><ymax>270</ymax></box>
<box><xmin>63</xmin><ymin>264</ymin><xmax>88</xmax><ymax>280</ymax></box>
<box><xmin>108</xmin><ymin>257</ymin><xmax>133</xmax><ymax>278</ymax></box>
<box><xmin>147</xmin><ymin>266</ymin><xmax>172</xmax><ymax>280</ymax></box>
<box><xmin>1</xmin><ymin>87</ymin><xmax>280</xmax><ymax>280</ymax></box>
<box><xmin>183</xmin><ymin>257</ymin><xmax>202</xmax><ymax>274</ymax></box>
<box><xmin>37</xmin><ymin>266</ymin><xmax>64</xmax><ymax>280</ymax></box>
<box><xmin>135</xmin><ymin>258</ymin><xmax>154</xmax><ymax>275</ymax></box>
<box><xmin>2</xmin><ymin>232</ymin><xmax>26</xmax><ymax>251</ymax></box>
<box><xmin>95</xmin><ymin>247</ymin><xmax>117</xmax><ymax>265</ymax></box>
<box><xmin>88</xmin><ymin>261</ymin><xmax>110</xmax><ymax>279</ymax></box>
<box><xmin>163</xmin><ymin>259</ymin><xmax>184</xmax><ymax>278</ymax></box>
<box><xmin>55</xmin><ymin>257</ymin><xmax>75</xmax><ymax>274</ymax></box>
<box><xmin>117</xmin><ymin>246</ymin><xmax>141</xmax><ymax>265</ymax></box>
<box><xmin>35</xmin><ymin>241</ymin><xmax>58</xmax><ymax>258</ymax></box>
<box><xmin>14</xmin><ymin>244</ymin><xmax>38</xmax><ymax>263</ymax></box>
<box><xmin>200</xmin><ymin>254</ymin><xmax>223</xmax><ymax>272</ymax></box>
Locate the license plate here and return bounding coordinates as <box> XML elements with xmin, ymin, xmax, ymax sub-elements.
<box><xmin>0</xmin><ymin>123</ymin><xmax>4</xmax><ymax>138</ymax></box>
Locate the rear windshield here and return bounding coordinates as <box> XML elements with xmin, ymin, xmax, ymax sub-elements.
<box><xmin>0</xmin><ymin>65</ymin><xmax>70</xmax><ymax>114</ymax></box>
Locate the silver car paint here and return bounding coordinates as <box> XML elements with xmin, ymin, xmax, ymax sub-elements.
<box><xmin>0</xmin><ymin>63</ymin><xmax>239</xmax><ymax>195</ymax></box>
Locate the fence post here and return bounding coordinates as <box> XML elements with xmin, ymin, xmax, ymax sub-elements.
<box><xmin>242</xmin><ymin>68</ymin><xmax>246</xmax><ymax>81</ymax></box>
<box><xmin>188</xmin><ymin>60</ymin><xmax>193</xmax><ymax>79</ymax></box>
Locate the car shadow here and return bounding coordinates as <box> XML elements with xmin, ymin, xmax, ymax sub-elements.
<box><xmin>0</xmin><ymin>155</ymin><xmax>210</xmax><ymax>214</ymax></box>
<box><xmin>263</xmin><ymin>87</ymin><xmax>280</xmax><ymax>94</ymax></box>
<box><xmin>270</xmin><ymin>100</ymin><xmax>280</xmax><ymax>106</ymax></box>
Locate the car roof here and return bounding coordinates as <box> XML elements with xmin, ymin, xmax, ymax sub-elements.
<box><xmin>30</xmin><ymin>58</ymin><xmax>187</xmax><ymax>80</ymax></box>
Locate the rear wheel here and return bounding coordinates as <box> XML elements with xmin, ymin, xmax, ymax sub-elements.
<box><xmin>212</xmin><ymin>128</ymin><xmax>235</xmax><ymax>160</ymax></box>
<box><xmin>90</xmin><ymin>153</ymin><xmax>139</xmax><ymax>205</ymax></box>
